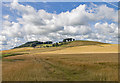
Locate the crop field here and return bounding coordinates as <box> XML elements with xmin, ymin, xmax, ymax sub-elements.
<box><xmin>2</xmin><ymin>41</ymin><xmax>119</xmax><ymax>81</ymax></box>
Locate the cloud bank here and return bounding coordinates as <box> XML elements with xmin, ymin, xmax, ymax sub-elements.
<box><xmin>1</xmin><ymin>2</ymin><xmax>118</xmax><ymax>50</ymax></box>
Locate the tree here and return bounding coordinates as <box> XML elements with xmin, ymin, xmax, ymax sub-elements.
<box><xmin>63</xmin><ymin>39</ymin><xmax>67</xmax><ymax>42</ymax></box>
<box><xmin>52</xmin><ymin>44</ymin><xmax>55</xmax><ymax>47</ymax></box>
<box><xmin>46</xmin><ymin>45</ymin><xmax>49</xmax><ymax>48</ymax></box>
<box><xmin>56</xmin><ymin>43</ymin><xmax>59</xmax><ymax>46</ymax></box>
<box><xmin>31</xmin><ymin>44</ymin><xmax>36</xmax><ymax>48</ymax></box>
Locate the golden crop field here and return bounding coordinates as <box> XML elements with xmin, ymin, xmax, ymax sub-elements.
<box><xmin>2</xmin><ymin>41</ymin><xmax>119</xmax><ymax>81</ymax></box>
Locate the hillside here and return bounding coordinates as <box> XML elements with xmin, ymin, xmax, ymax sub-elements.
<box><xmin>2</xmin><ymin>40</ymin><xmax>115</xmax><ymax>57</ymax></box>
<box><xmin>39</xmin><ymin>40</ymin><xmax>118</xmax><ymax>54</ymax></box>
<box><xmin>41</xmin><ymin>44</ymin><xmax>118</xmax><ymax>54</ymax></box>
<box><xmin>59</xmin><ymin>40</ymin><xmax>107</xmax><ymax>47</ymax></box>
<box><xmin>14</xmin><ymin>39</ymin><xmax>107</xmax><ymax>49</ymax></box>
<box><xmin>14</xmin><ymin>41</ymin><xmax>53</xmax><ymax>48</ymax></box>
<box><xmin>2</xmin><ymin>40</ymin><xmax>118</xmax><ymax>81</ymax></box>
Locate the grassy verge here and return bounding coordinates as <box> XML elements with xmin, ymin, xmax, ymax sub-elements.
<box><xmin>1</xmin><ymin>53</ymin><xmax>28</xmax><ymax>58</ymax></box>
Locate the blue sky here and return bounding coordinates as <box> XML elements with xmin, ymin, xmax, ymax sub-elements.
<box><xmin>1</xmin><ymin>2</ymin><xmax>119</xmax><ymax>50</ymax></box>
<box><xmin>2</xmin><ymin>2</ymin><xmax>118</xmax><ymax>16</ymax></box>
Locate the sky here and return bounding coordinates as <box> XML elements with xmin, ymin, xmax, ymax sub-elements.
<box><xmin>1</xmin><ymin>1</ymin><xmax>119</xmax><ymax>50</ymax></box>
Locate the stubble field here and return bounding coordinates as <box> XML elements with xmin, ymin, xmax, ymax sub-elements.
<box><xmin>2</xmin><ymin>42</ymin><xmax>119</xmax><ymax>81</ymax></box>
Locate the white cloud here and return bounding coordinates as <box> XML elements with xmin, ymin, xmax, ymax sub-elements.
<box><xmin>2</xmin><ymin>22</ymin><xmax>23</xmax><ymax>38</ymax></box>
<box><xmin>0</xmin><ymin>35</ymin><xmax>6</xmax><ymax>41</ymax></box>
<box><xmin>94</xmin><ymin>22</ymin><xmax>118</xmax><ymax>35</ymax></box>
<box><xmin>3</xmin><ymin>15</ymin><xmax>9</xmax><ymax>19</ymax></box>
<box><xmin>59</xmin><ymin>25</ymin><xmax>92</xmax><ymax>35</ymax></box>
<box><xmin>0</xmin><ymin>35</ymin><xmax>7</xmax><ymax>49</ymax></box>
<box><xmin>1</xmin><ymin>2</ymin><xmax>118</xmax><ymax>50</ymax></box>
<box><xmin>95</xmin><ymin>5</ymin><xmax>118</xmax><ymax>22</ymax></box>
<box><xmin>3</xmin><ymin>2</ymin><xmax>117</xmax><ymax>37</ymax></box>
<box><xmin>3</xmin><ymin>20</ymin><xmax>11</xmax><ymax>27</ymax></box>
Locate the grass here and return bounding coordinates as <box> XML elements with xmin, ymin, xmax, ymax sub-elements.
<box><xmin>3</xmin><ymin>59</ymin><xmax>25</xmax><ymax>62</ymax></box>
<box><xmin>2</xmin><ymin>53</ymin><xmax>118</xmax><ymax>81</ymax></box>
<box><xmin>1</xmin><ymin>53</ymin><xmax>28</xmax><ymax>58</ymax></box>
<box><xmin>36</xmin><ymin>44</ymin><xmax>53</xmax><ymax>47</ymax></box>
<box><xmin>2</xmin><ymin>41</ymin><xmax>118</xmax><ymax>81</ymax></box>
<box><xmin>41</xmin><ymin>44</ymin><xmax>118</xmax><ymax>54</ymax></box>
<box><xmin>60</xmin><ymin>40</ymin><xmax>108</xmax><ymax>47</ymax></box>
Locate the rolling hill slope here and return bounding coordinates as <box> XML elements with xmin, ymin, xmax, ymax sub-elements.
<box><xmin>59</xmin><ymin>40</ymin><xmax>107</xmax><ymax>47</ymax></box>
<box><xmin>2</xmin><ymin>40</ymin><xmax>118</xmax><ymax>57</ymax></box>
<box><xmin>14</xmin><ymin>40</ymin><xmax>107</xmax><ymax>49</ymax></box>
<box><xmin>2</xmin><ymin>40</ymin><xmax>118</xmax><ymax>81</ymax></box>
<box><xmin>41</xmin><ymin>44</ymin><xmax>118</xmax><ymax>54</ymax></box>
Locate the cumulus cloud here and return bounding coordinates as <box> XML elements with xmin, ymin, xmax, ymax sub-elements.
<box><xmin>1</xmin><ymin>2</ymin><xmax>118</xmax><ymax>50</ymax></box>
<box><xmin>2</xmin><ymin>22</ymin><xmax>23</xmax><ymax>38</ymax></box>
<box><xmin>3</xmin><ymin>2</ymin><xmax>117</xmax><ymax>36</ymax></box>
<box><xmin>0</xmin><ymin>35</ymin><xmax>6</xmax><ymax>42</ymax></box>
<box><xmin>3</xmin><ymin>15</ymin><xmax>9</xmax><ymax>20</ymax></box>
<box><xmin>59</xmin><ymin>25</ymin><xmax>92</xmax><ymax>35</ymax></box>
<box><xmin>0</xmin><ymin>35</ymin><xmax>7</xmax><ymax>45</ymax></box>
<box><xmin>95</xmin><ymin>5</ymin><xmax>118</xmax><ymax>22</ymax></box>
<box><xmin>95</xmin><ymin>22</ymin><xmax>118</xmax><ymax>35</ymax></box>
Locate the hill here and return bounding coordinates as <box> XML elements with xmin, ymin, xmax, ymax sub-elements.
<box><xmin>14</xmin><ymin>39</ymin><xmax>108</xmax><ymax>49</ymax></box>
<box><xmin>59</xmin><ymin>40</ymin><xmax>107</xmax><ymax>47</ymax></box>
<box><xmin>14</xmin><ymin>41</ymin><xmax>53</xmax><ymax>48</ymax></box>
<box><xmin>2</xmin><ymin>39</ymin><xmax>118</xmax><ymax>81</ymax></box>
<box><xmin>2</xmin><ymin>40</ymin><xmax>108</xmax><ymax>57</ymax></box>
<box><xmin>41</xmin><ymin>44</ymin><xmax>118</xmax><ymax>54</ymax></box>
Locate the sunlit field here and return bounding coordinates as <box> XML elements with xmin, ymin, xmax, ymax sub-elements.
<box><xmin>1</xmin><ymin>1</ymin><xmax>119</xmax><ymax>82</ymax></box>
<box><xmin>2</xmin><ymin>41</ymin><xmax>118</xmax><ymax>81</ymax></box>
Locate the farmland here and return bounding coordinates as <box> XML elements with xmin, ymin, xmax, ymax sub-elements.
<box><xmin>2</xmin><ymin>41</ymin><xmax>118</xmax><ymax>81</ymax></box>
